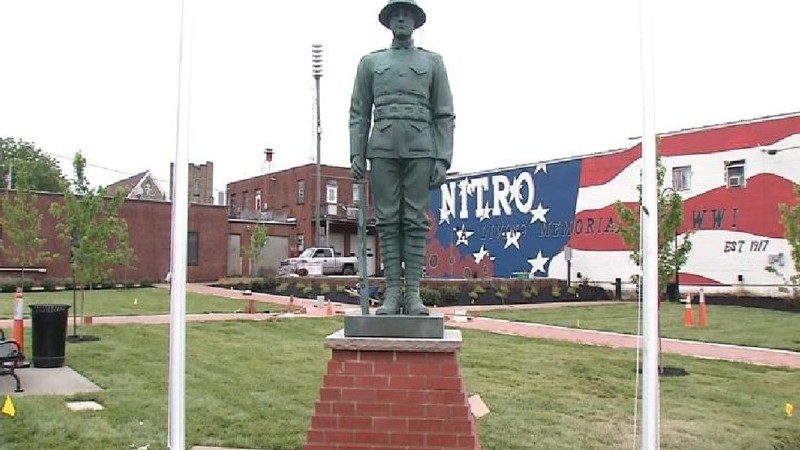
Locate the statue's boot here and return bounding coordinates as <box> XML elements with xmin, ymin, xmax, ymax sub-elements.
<box><xmin>403</xmin><ymin>233</ymin><xmax>429</xmax><ymax>316</ymax></box>
<box><xmin>376</xmin><ymin>226</ymin><xmax>402</xmax><ymax>315</ymax></box>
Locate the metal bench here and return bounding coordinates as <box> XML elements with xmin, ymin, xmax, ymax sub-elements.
<box><xmin>0</xmin><ymin>330</ymin><xmax>24</xmax><ymax>393</ymax></box>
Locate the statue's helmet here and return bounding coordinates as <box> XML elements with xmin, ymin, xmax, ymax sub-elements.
<box><xmin>379</xmin><ymin>0</ymin><xmax>426</xmax><ymax>29</ymax></box>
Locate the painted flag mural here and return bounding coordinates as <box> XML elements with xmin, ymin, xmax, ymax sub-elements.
<box><xmin>425</xmin><ymin>113</ymin><xmax>800</xmax><ymax>294</ymax></box>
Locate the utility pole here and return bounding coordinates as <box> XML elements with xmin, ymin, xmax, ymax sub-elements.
<box><xmin>312</xmin><ymin>43</ymin><xmax>323</xmax><ymax>246</ymax></box>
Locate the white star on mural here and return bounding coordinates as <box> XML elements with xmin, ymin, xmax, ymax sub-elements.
<box><xmin>535</xmin><ymin>163</ymin><xmax>547</xmax><ymax>174</ymax></box>
<box><xmin>504</xmin><ymin>230</ymin><xmax>521</xmax><ymax>249</ymax></box>
<box><xmin>454</xmin><ymin>225</ymin><xmax>474</xmax><ymax>247</ymax></box>
<box><xmin>473</xmin><ymin>245</ymin><xmax>489</xmax><ymax>264</ymax></box>
<box><xmin>478</xmin><ymin>203</ymin><xmax>492</xmax><ymax>222</ymax></box>
<box><xmin>529</xmin><ymin>203</ymin><xmax>549</xmax><ymax>224</ymax></box>
<box><xmin>528</xmin><ymin>250</ymin><xmax>549</xmax><ymax>275</ymax></box>
<box><xmin>438</xmin><ymin>205</ymin><xmax>453</xmax><ymax>224</ymax></box>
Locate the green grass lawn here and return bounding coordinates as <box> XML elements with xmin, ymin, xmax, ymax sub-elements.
<box><xmin>0</xmin><ymin>287</ymin><xmax>285</xmax><ymax>319</ymax></box>
<box><xmin>1</xmin><ymin>319</ymin><xmax>798</xmax><ymax>449</ymax></box>
<box><xmin>480</xmin><ymin>302</ymin><xmax>800</xmax><ymax>351</ymax></box>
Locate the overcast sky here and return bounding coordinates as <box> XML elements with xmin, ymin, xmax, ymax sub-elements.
<box><xmin>1</xmin><ymin>0</ymin><xmax>798</xmax><ymax>199</ymax></box>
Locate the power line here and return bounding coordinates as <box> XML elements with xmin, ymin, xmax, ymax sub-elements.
<box><xmin>45</xmin><ymin>150</ymin><xmax>170</xmax><ymax>185</ymax></box>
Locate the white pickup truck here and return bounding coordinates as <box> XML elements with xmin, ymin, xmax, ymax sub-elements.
<box><xmin>280</xmin><ymin>247</ymin><xmax>358</xmax><ymax>276</ymax></box>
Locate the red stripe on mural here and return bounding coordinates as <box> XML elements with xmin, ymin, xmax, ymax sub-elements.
<box><xmin>579</xmin><ymin>114</ymin><xmax>800</xmax><ymax>188</ymax></box>
<box><xmin>579</xmin><ymin>146</ymin><xmax>640</xmax><ymax>188</ymax></box>
<box><xmin>680</xmin><ymin>173</ymin><xmax>797</xmax><ymax>238</ymax></box>
<box><xmin>661</xmin><ymin>115</ymin><xmax>800</xmax><ymax>157</ymax></box>
<box><xmin>570</xmin><ymin>172</ymin><xmax>795</xmax><ymax>250</ymax></box>
<box><xmin>678</xmin><ymin>273</ymin><xmax>726</xmax><ymax>286</ymax></box>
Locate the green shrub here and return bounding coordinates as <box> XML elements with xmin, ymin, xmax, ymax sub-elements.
<box><xmin>472</xmin><ymin>284</ymin><xmax>486</xmax><ymax>294</ymax></box>
<box><xmin>567</xmin><ymin>285</ymin><xmax>577</xmax><ymax>295</ymax></box>
<box><xmin>276</xmin><ymin>282</ymin><xmax>289</xmax><ymax>294</ymax></box>
<box><xmin>521</xmin><ymin>286</ymin><xmax>533</xmax><ymax>299</ymax></box>
<box><xmin>335</xmin><ymin>284</ymin><xmax>346</xmax><ymax>293</ymax></box>
<box><xmin>439</xmin><ymin>285</ymin><xmax>460</xmax><ymax>305</ymax></box>
<box><xmin>41</xmin><ymin>279</ymin><xmax>57</xmax><ymax>292</ymax></box>
<box><xmin>261</xmin><ymin>277</ymin><xmax>277</xmax><ymax>290</ymax></box>
<box><xmin>301</xmin><ymin>285</ymin><xmax>314</xmax><ymax>297</ymax></box>
<box><xmin>551</xmin><ymin>284</ymin><xmax>561</xmax><ymax>298</ymax></box>
<box><xmin>320</xmin><ymin>282</ymin><xmax>331</xmax><ymax>295</ymax></box>
<box><xmin>420</xmin><ymin>287</ymin><xmax>441</xmax><ymax>307</ymax></box>
<box><xmin>521</xmin><ymin>284</ymin><xmax>539</xmax><ymax>298</ymax></box>
<box><xmin>250</xmin><ymin>278</ymin><xmax>264</xmax><ymax>290</ymax></box>
<box><xmin>468</xmin><ymin>290</ymin><xmax>479</xmax><ymax>304</ymax></box>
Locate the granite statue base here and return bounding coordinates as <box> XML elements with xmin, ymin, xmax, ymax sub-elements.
<box><xmin>343</xmin><ymin>313</ymin><xmax>445</xmax><ymax>339</ymax></box>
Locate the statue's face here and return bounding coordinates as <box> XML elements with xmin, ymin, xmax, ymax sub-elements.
<box><xmin>388</xmin><ymin>6</ymin><xmax>416</xmax><ymax>39</ymax></box>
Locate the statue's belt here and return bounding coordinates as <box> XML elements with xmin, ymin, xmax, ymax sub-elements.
<box><xmin>373</xmin><ymin>104</ymin><xmax>431</xmax><ymax>122</ymax></box>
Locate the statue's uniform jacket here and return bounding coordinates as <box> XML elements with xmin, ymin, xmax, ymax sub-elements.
<box><xmin>349</xmin><ymin>40</ymin><xmax>454</xmax><ymax>315</ymax></box>
<box><xmin>349</xmin><ymin>45</ymin><xmax>454</xmax><ymax>167</ymax></box>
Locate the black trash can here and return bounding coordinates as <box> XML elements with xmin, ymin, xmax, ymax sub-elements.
<box><xmin>29</xmin><ymin>304</ymin><xmax>71</xmax><ymax>368</ymax></box>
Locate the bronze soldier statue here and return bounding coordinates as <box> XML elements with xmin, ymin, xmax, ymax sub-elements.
<box><xmin>350</xmin><ymin>0</ymin><xmax>455</xmax><ymax>315</ymax></box>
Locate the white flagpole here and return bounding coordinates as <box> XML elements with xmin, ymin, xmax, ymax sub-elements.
<box><xmin>168</xmin><ymin>0</ymin><xmax>191</xmax><ymax>448</ymax></box>
<box><xmin>638</xmin><ymin>0</ymin><xmax>660</xmax><ymax>448</ymax></box>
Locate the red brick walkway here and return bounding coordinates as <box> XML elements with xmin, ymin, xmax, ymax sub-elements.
<box><xmin>4</xmin><ymin>284</ymin><xmax>797</xmax><ymax>370</ymax></box>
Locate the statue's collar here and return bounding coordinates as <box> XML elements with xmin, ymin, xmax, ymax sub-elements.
<box><xmin>391</xmin><ymin>38</ymin><xmax>415</xmax><ymax>50</ymax></box>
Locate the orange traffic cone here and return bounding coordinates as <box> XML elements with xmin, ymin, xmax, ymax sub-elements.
<box><xmin>12</xmin><ymin>288</ymin><xmax>24</xmax><ymax>355</ymax></box>
<box><xmin>698</xmin><ymin>289</ymin><xmax>708</xmax><ymax>328</ymax></box>
<box><xmin>683</xmin><ymin>293</ymin><xmax>694</xmax><ymax>328</ymax></box>
<box><xmin>12</xmin><ymin>287</ymin><xmax>29</xmax><ymax>367</ymax></box>
<box><xmin>325</xmin><ymin>300</ymin><xmax>334</xmax><ymax>316</ymax></box>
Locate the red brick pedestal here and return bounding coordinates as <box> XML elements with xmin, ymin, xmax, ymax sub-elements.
<box><xmin>304</xmin><ymin>329</ymin><xmax>481</xmax><ymax>450</ymax></box>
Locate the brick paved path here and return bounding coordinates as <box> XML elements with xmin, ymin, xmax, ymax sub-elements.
<box><xmin>3</xmin><ymin>283</ymin><xmax>797</xmax><ymax>370</ymax></box>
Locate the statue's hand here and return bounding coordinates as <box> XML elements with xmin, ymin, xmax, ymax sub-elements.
<box><xmin>351</xmin><ymin>156</ymin><xmax>366</xmax><ymax>181</ymax></box>
<box><xmin>430</xmin><ymin>159</ymin><xmax>448</xmax><ymax>187</ymax></box>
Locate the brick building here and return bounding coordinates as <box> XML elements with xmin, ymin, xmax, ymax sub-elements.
<box><xmin>0</xmin><ymin>191</ymin><xmax>228</xmax><ymax>284</ymax></box>
<box><xmin>226</xmin><ymin>163</ymin><xmax>380</xmax><ymax>275</ymax></box>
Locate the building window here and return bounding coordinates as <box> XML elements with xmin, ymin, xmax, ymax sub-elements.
<box><xmin>326</xmin><ymin>180</ymin><xmax>338</xmax><ymax>204</ymax></box>
<box><xmin>297</xmin><ymin>180</ymin><xmax>305</xmax><ymax>204</ymax></box>
<box><xmin>188</xmin><ymin>232</ymin><xmax>199</xmax><ymax>266</ymax></box>
<box><xmin>725</xmin><ymin>159</ymin><xmax>746</xmax><ymax>188</ymax></box>
<box><xmin>242</xmin><ymin>191</ymin><xmax>249</xmax><ymax>210</ymax></box>
<box><xmin>297</xmin><ymin>234</ymin><xmax>305</xmax><ymax>252</ymax></box>
<box><xmin>352</xmin><ymin>183</ymin><xmax>360</xmax><ymax>203</ymax></box>
<box><xmin>255</xmin><ymin>189</ymin><xmax>262</xmax><ymax>211</ymax></box>
<box><xmin>672</xmin><ymin>166</ymin><xmax>691</xmax><ymax>191</ymax></box>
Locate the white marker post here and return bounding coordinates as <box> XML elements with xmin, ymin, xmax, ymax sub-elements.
<box><xmin>638</xmin><ymin>0</ymin><xmax>661</xmax><ymax>448</ymax></box>
<box><xmin>168</xmin><ymin>0</ymin><xmax>192</xmax><ymax>448</ymax></box>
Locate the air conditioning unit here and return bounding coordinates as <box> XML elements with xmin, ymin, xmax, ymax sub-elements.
<box><xmin>346</xmin><ymin>207</ymin><xmax>358</xmax><ymax>220</ymax></box>
<box><xmin>728</xmin><ymin>175</ymin><xmax>744</xmax><ymax>187</ymax></box>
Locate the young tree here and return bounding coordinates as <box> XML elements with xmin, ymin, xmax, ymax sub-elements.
<box><xmin>1</xmin><ymin>138</ymin><xmax>66</xmax><ymax>193</ymax></box>
<box><xmin>613</xmin><ymin>156</ymin><xmax>693</xmax><ymax>298</ymax></box>
<box><xmin>0</xmin><ymin>161</ymin><xmax>56</xmax><ymax>286</ymax></box>
<box><xmin>766</xmin><ymin>182</ymin><xmax>800</xmax><ymax>298</ymax></box>
<box><xmin>242</xmin><ymin>223</ymin><xmax>269</xmax><ymax>277</ymax></box>
<box><xmin>50</xmin><ymin>152</ymin><xmax>136</xmax><ymax>324</ymax></box>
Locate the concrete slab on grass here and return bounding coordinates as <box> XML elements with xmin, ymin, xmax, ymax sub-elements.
<box><xmin>0</xmin><ymin>366</ymin><xmax>102</xmax><ymax>396</ymax></box>
<box><xmin>66</xmin><ymin>400</ymin><xmax>104</xmax><ymax>411</ymax></box>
